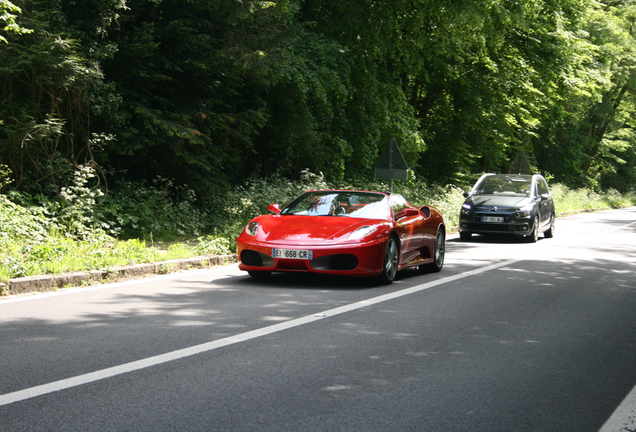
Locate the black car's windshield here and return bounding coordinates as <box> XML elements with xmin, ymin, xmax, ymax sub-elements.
<box><xmin>473</xmin><ymin>175</ymin><xmax>532</xmax><ymax>197</ymax></box>
<box><xmin>281</xmin><ymin>191</ymin><xmax>391</xmax><ymax>219</ymax></box>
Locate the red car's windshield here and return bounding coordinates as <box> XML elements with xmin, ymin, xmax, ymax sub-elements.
<box><xmin>281</xmin><ymin>191</ymin><xmax>391</xmax><ymax>219</ymax></box>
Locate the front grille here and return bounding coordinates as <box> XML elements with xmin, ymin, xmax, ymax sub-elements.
<box><xmin>240</xmin><ymin>250</ymin><xmax>275</xmax><ymax>267</ymax></box>
<box><xmin>469</xmin><ymin>223</ymin><xmax>515</xmax><ymax>232</ymax></box>
<box><xmin>278</xmin><ymin>260</ymin><xmax>310</xmax><ymax>270</ymax></box>
<box><xmin>241</xmin><ymin>250</ymin><xmax>263</xmax><ymax>266</ymax></box>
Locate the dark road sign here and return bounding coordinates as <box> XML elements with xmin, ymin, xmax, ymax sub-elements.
<box><xmin>375</xmin><ymin>138</ymin><xmax>408</xmax><ymax>182</ymax></box>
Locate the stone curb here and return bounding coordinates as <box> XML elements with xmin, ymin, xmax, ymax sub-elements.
<box><xmin>556</xmin><ymin>207</ymin><xmax>612</xmax><ymax>217</ymax></box>
<box><xmin>0</xmin><ymin>254</ymin><xmax>237</xmax><ymax>297</ymax></box>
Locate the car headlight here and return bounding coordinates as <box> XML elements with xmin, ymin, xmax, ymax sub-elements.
<box><xmin>515</xmin><ymin>205</ymin><xmax>533</xmax><ymax>219</ymax></box>
<box><xmin>245</xmin><ymin>221</ymin><xmax>259</xmax><ymax>236</ymax></box>
<box><xmin>461</xmin><ymin>203</ymin><xmax>472</xmax><ymax>216</ymax></box>
<box><xmin>348</xmin><ymin>225</ymin><xmax>377</xmax><ymax>240</ymax></box>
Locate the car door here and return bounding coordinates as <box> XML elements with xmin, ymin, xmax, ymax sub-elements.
<box><xmin>390</xmin><ymin>194</ymin><xmax>424</xmax><ymax>265</ymax></box>
<box><xmin>536</xmin><ymin>177</ymin><xmax>553</xmax><ymax>229</ymax></box>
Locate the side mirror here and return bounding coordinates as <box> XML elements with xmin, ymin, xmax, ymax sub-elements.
<box><xmin>268</xmin><ymin>203</ymin><xmax>282</xmax><ymax>215</ymax></box>
<box><xmin>540</xmin><ymin>193</ymin><xmax>550</xmax><ymax>201</ymax></box>
<box><xmin>463</xmin><ymin>191</ymin><xmax>470</xmax><ymax>198</ymax></box>
<box><xmin>395</xmin><ymin>207</ymin><xmax>419</xmax><ymax>220</ymax></box>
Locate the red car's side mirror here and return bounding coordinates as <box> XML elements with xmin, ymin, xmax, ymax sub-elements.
<box><xmin>268</xmin><ymin>203</ymin><xmax>282</xmax><ymax>215</ymax></box>
<box><xmin>395</xmin><ymin>207</ymin><xmax>419</xmax><ymax>220</ymax></box>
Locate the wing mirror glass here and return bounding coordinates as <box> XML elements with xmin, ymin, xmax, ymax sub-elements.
<box><xmin>268</xmin><ymin>203</ymin><xmax>282</xmax><ymax>215</ymax></box>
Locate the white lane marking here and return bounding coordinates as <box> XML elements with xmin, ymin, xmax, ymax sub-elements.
<box><xmin>599</xmin><ymin>385</ymin><xmax>636</xmax><ymax>432</ymax></box>
<box><xmin>0</xmin><ymin>258</ymin><xmax>520</xmax><ymax>407</ymax></box>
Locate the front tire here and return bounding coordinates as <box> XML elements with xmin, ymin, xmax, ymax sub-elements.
<box><xmin>377</xmin><ymin>236</ymin><xmax>399</xmax><ymax>285</ymax></box>
<box><xmin>459</xmin><ymin>231</ymin><xmax>472</xmax><ymax>241</ymax></box>
<box><xmin>526</xmin><ymin>216</ymin><xmax>539</xmax><ymax>243</ymax></box>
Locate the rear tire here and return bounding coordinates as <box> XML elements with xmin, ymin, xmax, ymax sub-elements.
<box><xmin>421</xmin><ymin>228</ymin><xmax>445</xmax><ymax>273</ymax></box>
<box><xmin>377</xmin><ymin>236</ymin><xmax>398</xmax><ymax>285</ymax></box>
<box><xmin>544</xmin><ymin>214</ymin><xmax>555</xmax><ymax>238</ymax></box>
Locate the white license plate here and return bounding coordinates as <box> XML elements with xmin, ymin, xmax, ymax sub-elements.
<box><xmin>272</xmin><ymin>248</ymin><xmax>313</xmax><ymax>260</ymax></box>
<box><xmin>482</xmin><ymin>216</ymin><xmax>504</xmax><ymax>223</ymax></box>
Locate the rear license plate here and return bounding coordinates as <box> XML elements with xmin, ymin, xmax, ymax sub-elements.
<box><xmin>482</xmin><ymin>216</ymin><xmax>504</xmax><ymax>223</ymax></box>
<box><xmin>272</xmin><ymin>248</ymin><xmax>313</xmax><ymax>260</ymax></box>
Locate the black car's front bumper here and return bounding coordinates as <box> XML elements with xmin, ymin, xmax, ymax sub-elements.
<box><xmin>460</xmin><ymin>213</ymin><xmax>534</xmax><ymax>236</ymax></box>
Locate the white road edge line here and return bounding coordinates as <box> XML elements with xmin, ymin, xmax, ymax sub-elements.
<box><xmin>0</xmin><ymin>265</ymin><xmax>237</xmax><ymax>304</ymax></box>
<box><xmin>599</xmin><ymin>384</ymin><xmax>636</xmax><ymax>432</ymax></box>
<box><xmin>0</xmin><ymin>258</ymin><xmax>521</xmax><ymax>407</ymax></box>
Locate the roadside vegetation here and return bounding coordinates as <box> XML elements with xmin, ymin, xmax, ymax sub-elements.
<box><xmin>1</xmin><ymin>167</ymin><xmax>634</xmax><ymax>289</ymax></box>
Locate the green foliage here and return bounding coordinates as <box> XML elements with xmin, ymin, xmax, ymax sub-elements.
<box><xmin>0</xmin><ymin>0</ymin><xmax>115</xmax><ymax>191</ymax></box>
<box><xmin>0</xmin><ymin>194</ymin><xmax>50</xmax><ymax>244</ymax></box>
<box><xmin>0</xmin><ymin>163</ymin><xmax>13</xmax><ymax>190</ymax></box>
<box><xmin>96</xmin><ymin>176</ymin><xmax>208</xmax><ymax>240</ymax></box>
<box><xmin>551</xmin><ymin>183</ymin><xmax>636</xmax><ymax>214</ymax></box>
<box><xmin>0</xmin><ymin>0</ymin><xmax>32</xmax><ymax>42</ymax></box>
<box><xmin>1</xmin><ymin>0</ymin><xmax>636</xmax><ymax>212</ymax></box>
<box><xmin>57</xmin><ymin>164</ymin><xmax>106</xmax><ymax>239</ymax></box>
<box><xmin>193</xmin><ymin>235</ymin><xmax>232</xmax><ymax>256</ymax></box>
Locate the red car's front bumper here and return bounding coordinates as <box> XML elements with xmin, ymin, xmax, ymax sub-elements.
<box><xmin>236</xmin><ymin>237</ymin><xmax>388</xmax><ymax>277</ymax></box>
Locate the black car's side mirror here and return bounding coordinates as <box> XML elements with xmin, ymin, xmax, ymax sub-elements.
<box><xmin>463</xmin><ymin>191</ymin><xmax>470</xmax><ymax>198</ymax></box>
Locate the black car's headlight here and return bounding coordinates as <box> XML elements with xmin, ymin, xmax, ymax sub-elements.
<box><xmin>245</xmin><ymin>221</ymin><xmax>259</xmax><ymax>236</ymax></box>
<box><xmin>515</xmin><ymin>205</ymin><xmax>533</xmax><ymax>219</ymax></box>
<box><xmin>461</xmin><ymin>203</ymin><xmax>472</xmax><ymax>216</ymax></box>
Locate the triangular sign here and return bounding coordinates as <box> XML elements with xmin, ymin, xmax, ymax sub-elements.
<box><xmin>375</xmin><ymin>138</ymin><xmax>409</xmax><ymax>181</ymax></box>
<box><xmin>509</xmin><ymin>150</ymin><xmax>533</xmax><ymax>175</ymax></box>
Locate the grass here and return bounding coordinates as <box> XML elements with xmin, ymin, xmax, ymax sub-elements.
<box><xmin>550</xmin><ymin>184</ymin><xmax>634</xmax><ymax>214</ymax></box>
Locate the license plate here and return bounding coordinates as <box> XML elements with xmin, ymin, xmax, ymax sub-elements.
<box><xmin>482</xmin><ymin>216</ymin><xmax>504</xmax><ymax>223</ymax></box>
<box><xmin>272</xmin><ymin>248</ymin><xmax>313</xmax><ymax>260</ymax></box>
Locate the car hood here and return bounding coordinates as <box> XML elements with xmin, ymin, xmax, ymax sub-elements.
<box><xmin>249</xmin><ymin>215</ymin><xmax>391</xmax><ymax>244</ymax></box>
<box><xmin>466</xmin><ymin>195</ymin><xmax>533</xmax><ymax>209</ymax></box>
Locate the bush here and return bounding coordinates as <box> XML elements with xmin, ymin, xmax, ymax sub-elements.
<box><xmin>0</xmin><ymin>195</ymin><xmax>51</xmax><ymax>244</ymax></box>
<box><xmin>550</xmin><ymin>183</ymin><xmax>635</xmax><ymax>214</ymax></box>
<box><xmin>96</xmin><ymin>177</ymin><xmax>208</xmax><ymax>240</ymax></box>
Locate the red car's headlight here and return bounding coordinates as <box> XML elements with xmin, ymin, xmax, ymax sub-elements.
<box><xmin>348</xmin><ymin>225</ymin><xmax>377</xmax><ymax>240</ymax></box>
<box><xmin>245</xmin><ymin>221</ymin><xmax>259</xmax><ymax>236</ymax></box>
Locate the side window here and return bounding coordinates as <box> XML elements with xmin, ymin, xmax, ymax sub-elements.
<box><xmin>537</xmin><ymin>178</ymin><xmax>549</xmax><ymax>196</ymax></box>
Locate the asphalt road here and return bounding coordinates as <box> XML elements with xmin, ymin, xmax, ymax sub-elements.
<box><xmin>1</xmin><ymin>208</ymin><xmax>635</xmax><ymax>432</ymax></box>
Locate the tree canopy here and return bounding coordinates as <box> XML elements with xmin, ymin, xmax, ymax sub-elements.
<box><xmin>1</xmin><ymin>0</ymin><xmax>636</xmax><ymax>201</ymax></box>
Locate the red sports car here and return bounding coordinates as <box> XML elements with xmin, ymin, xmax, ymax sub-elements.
<box><xmin>236</xmin><ymin>190</ymin><xmax>446</xmax><ymax>284</ymax></box>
